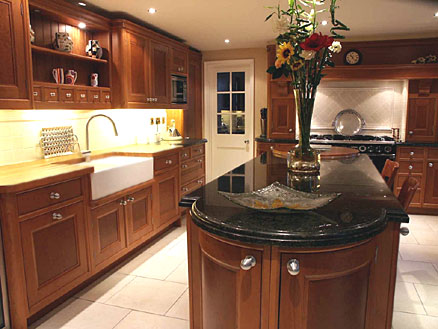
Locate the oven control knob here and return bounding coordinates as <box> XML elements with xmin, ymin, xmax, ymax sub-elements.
<box><xmin>375</xmin><ymin>146</ymin><xmax>383</xmax><ymax>153</ymax></box>
<box><xmin>384</xmin><ymin>146</ymin><xmax>393</xmax><ymax>153</ymax></box>
<box><xmin>358</xmin><ymin>145</ymin><xmax>367</xmax><ymax>153</ymax></box>
<box><xmin>367</xmin><ymin>146</ymin><xmax>374</xmax><ymax>153</ymax></box>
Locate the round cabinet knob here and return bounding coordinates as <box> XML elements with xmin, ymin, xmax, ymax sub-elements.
<box><xmin>165</xmin><ymin>160</ymin><xmax>173</xmax><ymax>165</ymax></box>
<box><xmin>127</xmin><ymin>197</ymin><xmax>135</xmax><ymax>202</ymax></box>
<box><xmin>429</xmin><ymin>163</ymin><xmax>434</xmax><ymax>168</ymax></box>
<box><xmin>197</xmin><ymin>180</ymin><xmax>203</xmax><ymax>184</ymax></box>
<box><xmin>80</xmin><ymin>94</ymin><xmax>86</xmax><ymax>98</ymax></box>
<box><xmin>270</xmin><ymin>146</ymin><xmax>274</xmax><ymax>151</ymax></box>
<box><xmin>197</xmin><ymin>159</ymin><xmax>203</xmax><ymax>163</ymax></box>
<box><xmin>50</xmin><ymin>92</ymin><xmax>56</xmax><ymax>97</ymax></box>
<box><xmin>33</xmin><ymin>91</ymin><xmax>38</xmax><ymax>96</ymax></box>
<box><xmin>400</xmin><ymin>227</ymin><xmax>410</xmax><ymax>236</ymax></box>
<box><xmin>409</xmin><ymin>131</ymin><xmax>414</xmax><ymax>135</ymax></box>
<box><xmin>410</xmin><ymin>152</ymin><xmax>414</xmax><ymax>156</ymax></box>
<box><xmin>240</xmin><ymin>255</ymin><xmax>256</xmax><ymax>271</ymax></box>
<box><xmin>182</xmin><ymin>164</ymin><xmax>188</xmax><ymax>169</ymax></box>
<box><xmin>288</xmin><ymin>128</ymin><xmax>293</xmax><ymax>133</ymax></box>
<box><xmin>50</xmin><ymin>192</ymin><xmax>61</xmax><ymax>200</ymax></box>
<box><xmin>287</xmin><ymin>259</ymin><xmax>300</xmax><ymax>276</ymax></box>
<box><xmin>408</xmin><ymin>165</ymin><xmax>413</xmax><ymax>170</ymax></box>
<box><xmin>52</xmin><ymin>213</ymin><xmax>63</xmax><ymax>220</ymax></box>
<box><xmin>120</xmin><ymin>200</ymin><xmax>128</xmax><ymax>206</ymax></box>
<box><xmin>66</xmin><ymin>93</ymin><xmax>72</xmax><ymax>98</ymax></box>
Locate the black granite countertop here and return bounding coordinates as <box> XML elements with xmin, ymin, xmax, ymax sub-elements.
<box><xmin>167</xmin><ymin>138</ymin><xmax>207</xmax><ymax>147</ymax></box>
<box><xmin>396</xmin><ymin>141</ymin><xmax>438</xmax><ymax>147</ymax></box>
<box><xmin>180</xmin><ymin>153</ymin><xmax>409</xmax><ymax>247</ymax></box>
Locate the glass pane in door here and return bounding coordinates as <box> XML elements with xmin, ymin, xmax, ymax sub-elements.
<box><xmin>217</xmin><ymin>73</ymin><xmax>230</xmax><ymax>92</ymax></box>
<box><xmin>217</xmin><ymin>94</ymin><xmax>230</xmax><ymax>113</ymax></box>
<box><xmin>232</xmin><ymin>72</ymin><xmax>245</xmax><ymax>91</ymax></box>
<box><xmin>217</xmin><ymin>115</ymin><xmax>230</xmax><ymax>134</ymax></box>
<box><xmin>232</xmin><ymin>93</ymin><xmax>245</xmax><ymax>112</ymax></box>
<box><xmin>232</xmin><ymin>114</ymin><xmax>245</xmax><ymax>135</ymax></box>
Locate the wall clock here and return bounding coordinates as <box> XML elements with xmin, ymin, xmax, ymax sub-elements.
<box><xmin>344</xmin><ymin>49</ymin><xmax>362</xmax><ymax>65</ymax></box>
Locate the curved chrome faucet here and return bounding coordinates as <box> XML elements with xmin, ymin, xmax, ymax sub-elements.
<box><xmin>85</xmin><ymin>114</ymin><xmax>119</xmax><ymax>151</ymax></box>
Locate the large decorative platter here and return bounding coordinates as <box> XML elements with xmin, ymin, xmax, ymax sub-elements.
<box><xmin>219</xmin><ymin>182</ymin><xmax>341</xmax><ymax>212</ymax></box>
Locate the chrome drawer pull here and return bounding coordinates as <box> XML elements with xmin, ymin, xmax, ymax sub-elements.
<box><xmin>50</xmin><ymin>192</ymin><xmax>60</xmax><ymax>200</ymax></box>
<box><xmin>165</xmin><ymin>160</ymin><xmax>173</xmax><ymax>165</ymax></box>
<box><xmin>33</xmin><ymin>91</ymin><xmax>38</xmax><ymax>96</ymax></box>
<box><xmin>408</xmin><ymin>165</ymin><xmax>413</xmax><ymax>170</ymax></box>
<box><xmin>182</xmin><ymin>164</ymin><xmax>188</xmax><ymax>169</ymax></box>
<box><xmin>120</xmin><ymin>200</ymin><xmax>128</xmax><ymax>206</ymax></box>
<box><xmin>410</xmin><ymin>152</ymin><xmax>414</xmax><ymax>156</ymax></box>
<box><xmin>66</xmin><ymin>93</ymin><xmax>72</xmax><ymax>98</ymax></box>
<box><xmin>105</xmin><ymin>95</ymin><xmax>110</xmax><ymax>99</ymax></box>
<box><xmin>52</xmin><ymin>213</ymin><xmax>63</xmax><ymax>221</ymax></box>
<box><xmin>80</xmin><ymin>94</ymin><xmax>86</xmax><ymax>98</ymax></box>
<box><xmin>400</xmin><ymin>227</ymin><xmax>410</xmax><ymax>236</ymax></box>
<box><xmin>50</xmin><ymin>92</ymin><xmax>56</xmax><ymax>97</ymax></box>
<box><xmin>287</xmin><ymin>259</ymin><xmax>300</xmax><ymax>276</ymax></box>
<box><xmin>93</xmin><ymin>95</ymin><xmax>99</xmax><ymax>99</ymax></box>
<box><xmin>182</xmin><ymin>187</ymin><xmax>189</xmax><ymax>192</ymax></box>
<box><xmin>127</xmin><ymin>197</ymin><xmax>135</xmax><ymax>202</ymax></box>
<box><xmin>197</xmin><ymin>180</ymin><xmax>203</xmax><ymax>184</ymax></box>
<box><xmin>409</xmin><ymin>131</ymin><xmax>414</xmax><ymax>135</ymax></box>
<box><xmin>182</xmin><ymin>153</ymin><xmax>188</xmax><ymax>157</ymax></box>
<box><xmin>197</xmin><ymin>159</ymin><xmax>203</xmax><ymax>163</ymax></box>
<box><xmin>429</xmin><ymin>163</ymin><xmax>434</xmax><ymax>168</ymax></box>
<box><xmin>240</xmin><ymin>255</ymin><xmax>256</xmax><ymax>271</ymax></box>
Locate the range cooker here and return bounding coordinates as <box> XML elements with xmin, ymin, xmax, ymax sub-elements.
<box><xmin>310</xmin><ymin>134</ymin><xmax>396</xmax><ymax>171</ymax></box>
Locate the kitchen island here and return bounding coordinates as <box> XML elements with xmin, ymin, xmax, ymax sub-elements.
<box><xmin>181</xmin><ymin>153</ymin><xmax>408</xmax><ymax>329</ymax></box>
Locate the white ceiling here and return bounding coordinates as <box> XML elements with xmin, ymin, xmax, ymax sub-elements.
<box><xmin>84</xmin><ymin>0</ymin><xmax>438</xmax><ymax>51</ymax></box>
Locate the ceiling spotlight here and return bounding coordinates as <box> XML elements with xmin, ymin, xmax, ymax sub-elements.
<box><xmin>435</xmin><ymin>12</ymin><xmax>438</xmax><ymax>17</ymax></box>
<box><xmin>78</xmin><ymin>2</ymin><xmax>86</xmax><ymax>6</ymax></box>
<box><xmin>225</xmin><ymin>39</ymin><xmax>230</xmax><ymax>44</ymax></box>
<box><xmin>321</xmin><ymin>20</ymin><xmax>328</xmax><ymax>26</ymax></box>
<box><xmin>78</xmin><ymin>22</ymin><xmax>86</xmax><ymax>29</ymax></box>
<box><xmin>148</xmin><ymin>8</ymin><xmax>157</xmax><ymax>14</ymax></box>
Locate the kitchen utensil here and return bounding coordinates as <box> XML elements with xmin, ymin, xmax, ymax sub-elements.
<box><xmin>333</xmin><ymin>109</ymin><xmax>366</xmax><ymax>136</ymax></box>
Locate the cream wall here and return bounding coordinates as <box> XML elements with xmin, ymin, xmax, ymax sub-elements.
<box><xmin>202</xmin><ymin>48</ymin><xmax>268</xmax><ymax>139</ymax></box>
<box><xmin>0</xmin><ymin>109</ymin><xmax>168</xmax><ymax>166</ymax></box>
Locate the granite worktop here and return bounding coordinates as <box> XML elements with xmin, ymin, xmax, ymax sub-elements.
<box><xmin>0</xmin><ymin>139</ymin><xmax>207</xmax><ymax>193</ymax></box>
<box><xmin>181</xmin><ymin>153</ymin><xmax>408</xmax><ymax>247</ymax></box>
<box><xmin>396</xmin><ymin>141</ymin><xmax>438</xmax><ymax>147</ymax></box>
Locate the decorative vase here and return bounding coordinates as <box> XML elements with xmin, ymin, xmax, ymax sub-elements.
<box><xmin>287</xmin><ymin>89</ymin><xmax>320</xmax><ymax>174</ymax></box>
<box><xmin>53</xmin><ymin>32</ymin><xmax>73</xmax><ymax>53</ymax></box>
<box><xmin>85</xmin><ymin>40</ymin><xmax>103</xmax><ymax>59</ymax></box>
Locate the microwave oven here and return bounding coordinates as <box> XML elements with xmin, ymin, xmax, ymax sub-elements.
<box><xmin>171</xmin><ymin>75</ymin><xmax>187</xmax><ymax>104</ymax></box>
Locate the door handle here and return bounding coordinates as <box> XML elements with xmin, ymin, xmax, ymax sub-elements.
<box><xmin>244</xmin><ymin>140</ymin><xmax>249</xmax><ymax>144</ymax></box>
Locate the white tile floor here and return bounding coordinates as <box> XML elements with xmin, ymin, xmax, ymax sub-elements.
<box><xmin>31</xmin><ymin>215</ymin><xmax>438</xmax><ymax>329</ymax></box>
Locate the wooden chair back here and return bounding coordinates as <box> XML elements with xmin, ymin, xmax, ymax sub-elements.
<box><xmin>381</xmin><ymin>159</ymin><xmax>399</xmax><ymax>188</ymax></box>
<box><xmin>398</xmin><ymin>176</ymin><xmax>420</xmax><ymax>210</ymax></box>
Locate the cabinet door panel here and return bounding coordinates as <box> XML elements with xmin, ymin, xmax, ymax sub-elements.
<box><xmin>199</xmin><ymin>232</ymin><xmax>263</xmax><ymax>329</ymax></box>
<box><xmin>424</xmin><ymin>160</ymin><xmax>438</xmax><ymax>207</ymax></box>
<box><xmin>0</xmin><ymin>0</ymin><xmax>32</xmax><ymax>108</ymax></box>
<box><xmin>185</xmin><ymin>54</ymin><xmax>203</xmax><ymax>138</ymax></box>
<box><xmin>154</xmin><ymin>169</ymin><xmax>180</xmax><ymax>228</ymax></box>
<box><xmin>406</xmin><ymin>98</ymin><xmax>437</xmax><ymax>142</ymax></box>
<box><xmin>269</xmin><ymin>98</ymin><xmax>295</xmax><ymax>139</ymax></box>
<box><xmin>127</xmin><ymin>33</ymin><xmax>149</xmax><ymax>103</ymax></box>
<box><xmin>171</xmin><ymin>48</ymin><xmax>188</xmax><ymax>74</ymax></box>
<box><xmin>20</xmin><ymin>202</ymin><xmax>88</xmax><ymax>307</ymax></box>
<box><xmin>126</xmin><ymin>187</ymin><xmax>153</xmax><ymax>245</ymax></box>
<box><xmin>278</xmin><ymin>240</ymin><xmax>376</xmax><ymax>329</ymax></box>
<box><xmin>91</xmin><ymin>200</ymin><xmax>126</xmax><ymax>268</ymax></box>
<box><xmin>150</xmin><ymin>41</ymin><xmax>170</xmax><ymax>104</ymax></box>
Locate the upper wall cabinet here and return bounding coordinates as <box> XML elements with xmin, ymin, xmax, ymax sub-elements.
<box><xmin>112</xmin><ymin>19</ymin><xmax>188</xmax><ymax>109</ymax></box>
<box><xmin>0</xmin><ymin>0</ymin><xmax>33</xmax><ymax>109</ymax></box>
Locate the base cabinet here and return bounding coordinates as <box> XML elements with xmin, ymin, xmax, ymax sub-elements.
<box><xmin>125</xmin><ymin>187</ymin><xmax>154</xmax><ymax>246</ymax></box>
<box><xmin>188</xmin><ymin>215</ymin><xmax>398</xmax><ymax>329</ymax></box>
<box><xmin>20</xmin><ymin>202</ymin><xmax>89</xmax><ymax>310</ymax></box>
<box><xmin>154</xmin><ymin>169</ymin><xmax>180</xmax><ymax>228</ymax></box>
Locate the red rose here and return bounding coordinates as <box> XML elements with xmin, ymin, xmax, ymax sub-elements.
<box><xmin>300</xmin><ymin>33</ymin><xmax>334</xmax><ymax>52</ymax></box>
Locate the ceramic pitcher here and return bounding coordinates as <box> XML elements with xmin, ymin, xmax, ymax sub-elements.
<box><xmin>65</xmin><ymin>70</ymin><xmax>77</xmax><ymax>85</ymax></box>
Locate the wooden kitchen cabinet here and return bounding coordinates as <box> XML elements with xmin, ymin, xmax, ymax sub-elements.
<box><xmin>126</xmin><ymin>32</ymin><xmax>150</xmax><ymax>104</ymax></box>
<box><xmin>150</xmin><ymin>41</ymin><xmax>171</xmax><ymax>104</ymax></box>
<box><xmin>278</xmin><ymin>241</ymin><xmax>376</xmax><ymax>329</ymax></box>
<box><xmin>185</xmin><ymin>50</ymin><xmax>203</xmax><ymax>139</ymax></box>
<box><xmin>125</xmin><ymin>186</ymin><xmax>154</xmax><ymax>246</ymax></box>
<box><xmin>406</xmin><ymin>98</ymin><xmax>437</xmax><ymax>142</ymax></box>
<box><xmin>424</xmin><ymin>149</ymin><xmax>438</xmax><ymax>207</ymax></box>
<box><xmin>20</xmin><ymin>201</ymin><xmax>89</xmax><ymax>309</ymax></box>
<box><xmin>0</xmin><ymin>0</ymin><xmax>33</xmax><ymax>109</ymax></box>
<box><xmin>171</xmin><ymin>47</ymin><xmax>188</xmax><ymax>75</ymax></box>
<box><xmin>154</xmin><ymin>168</ymin><xmax>180</xmax><ymax>229</ymax></box>
<box><xmin>90</xmin><ymin>199</ymin><xmax>127</xmax><ymax>270</ymax></box>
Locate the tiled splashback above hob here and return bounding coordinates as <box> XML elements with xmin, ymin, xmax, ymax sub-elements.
<box><xmin>312</xmin><ymin>80</ymin><xmax>408</xmax><ymax>137</ymax></box>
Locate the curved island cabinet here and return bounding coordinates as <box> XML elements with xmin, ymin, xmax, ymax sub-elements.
<box><xmin>180</xmin><ymin>153</ymin><xmax>409</xmax><ymax>329</ymax></box>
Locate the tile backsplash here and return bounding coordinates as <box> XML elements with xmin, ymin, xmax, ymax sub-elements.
<box><xmin>312</xmin><ymin>80</ymin><xmax>408</xmax><ymax>137</ymax></box>
<box><xmin>0</xmin><ymin>109</ymin><xmax>168</xmax><ymax>166</ymax></box>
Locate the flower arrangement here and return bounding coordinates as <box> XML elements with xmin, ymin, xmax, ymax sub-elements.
<box><xmin>265</xmin><ymin>0</ymin><xmax>349</xmax><ymax>174</ymax></box>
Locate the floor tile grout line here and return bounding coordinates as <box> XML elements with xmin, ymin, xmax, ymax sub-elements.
<box><xmin>111</xmin><ymin>310</ymin><xmax>132</xmax><ymax>329</ymax></box>
<box><xmin>164</xmin><ymin>287</ymin><xmax>189</xmax><ymax>316</ymax></box>
<box><xmin>412</xmin><ymin>282</ymin><xmax>429</xmax><ymax>316</ymax></box>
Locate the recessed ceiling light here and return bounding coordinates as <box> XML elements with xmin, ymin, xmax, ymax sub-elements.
<box><xmin>78</xmin><ymin>2</ymin><xmax>86</xmax><ymax>6</ymax></box>
<box><xmin>435</xmin><ymin>12</ymin><xmax>438</xmax><ymax>17</ymax></box>
<box><xmin>321</xmin><ymin>20</ymin><xmax>328</xmax><ymax>26</ymax></box>
<box><xmin>78</xmin><ymin>22</ymin><xmax>86</xmax><ymax>29</ymax></box>
<box><xmin>225</xmin><ymin>39</ymin><xmax>230</xmax><ymax>44</ymax></box>
<box><xmin>148</xmin><ymin>8</ymin><xmax>157</xmax><ymax>14</ymax></box>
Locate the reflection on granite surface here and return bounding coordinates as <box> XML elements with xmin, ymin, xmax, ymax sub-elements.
<box><xmin>185</xmin><ymin>153</ymin><xmax>409</xmax><ymax>247</ymax></box>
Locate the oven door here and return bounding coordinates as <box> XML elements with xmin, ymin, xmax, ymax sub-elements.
<box><xmin>367</xmin><ymin>153</ymin><xmax>396</xmax><ymax>172</ymax></box>
<box><xmin>171</xmin><ymin>75</ymin><xmax>187</xmax><ymax>104</ymax></box>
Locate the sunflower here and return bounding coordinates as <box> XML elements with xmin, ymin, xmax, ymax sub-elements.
<box><xmin>291</xmin><ymin>60</ymin><xmax>304</xmax><ymax>71</ymax></box>
<box><xmin>276</xmin><ymin>42</ymin><xmax>294</xmax><ymax>66</ymax></box>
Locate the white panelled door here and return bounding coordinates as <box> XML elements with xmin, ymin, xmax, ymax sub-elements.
<box><xmin>204</xmin><ymin>60</ymin><xmax>254</xmax><ymax>182</ymax></box>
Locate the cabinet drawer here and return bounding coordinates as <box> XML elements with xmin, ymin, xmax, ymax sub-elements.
<box><xmin>180</xmin><ymin>148</ymin><xmax>191</xmax><ymax>161</ymax></box>
<box><xmin>43</xmin><ymin>87</ymin><xmax>59</xmax><ymax>102</ymax></box>
<box><xmin>181</xmin><ymin>177</ymin><xmax>205</xmax><ymax>196</ymax></box>
<box><xmin>60</xmin><ymin>88</ymin><xmax>74</xmax><ymax>103</ymax></box>
<box><xmin>75</xmin><ymin>89</ymin><xmax>88</xmax><ymax>103</ymax></box>
<box><xmin>428</xmin><ymin>148</ymin><xmax>438</xmax><ymax>160</ymax></box>
<box><xmin>102</xmin><ymin>91</ymin><xmax>111</xmax><ymax>103</ymax></box>
<box><xmin>89</xmin><ymin>90</ymin><xmax>100</xmax><ymax>103</ymax></box>
<box><xmin>181</xmin><ymin>157</ymin><xmax>204</xmax><ymax>185</ymax></box>
<box><xmin>154</xmin><ymin>152</ymin><xmax>179</xmax><ymax>173</ymax></box>
<box><xmin>33</xmin><ymin>87</ymin><xmax>42</xmax><ymax>101</ymax></box>
<box><xmin>398</xmin><ymin>147</ymin><xmax>425</xmax><ymax>160</ymax></box>
<box><xmin>17</xmin><ymin>179</ymin><xmax>83</xmax><ymax>216</ymax></box>
<box><xmin>399</xmin><ymin>161</ymin><xmax>424</xmax><ymax>174</ymax></box>
<box><xmin>191</xmin><ymin>144</ymin><xmax>205</xmax><ymax>157</ymax></box>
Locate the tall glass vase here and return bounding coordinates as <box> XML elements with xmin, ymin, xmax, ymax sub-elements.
<box><xmin>287</xmin><ymin>89</ymin><xmax>320</xmax><ymax>174</ymax></box>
